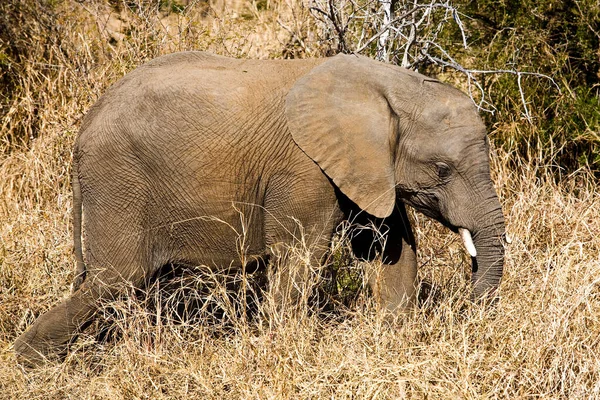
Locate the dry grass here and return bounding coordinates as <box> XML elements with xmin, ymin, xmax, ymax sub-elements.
<box><xmin>1</xmin><ymin>1</ymin><xmax>599</xmax><ymax>398</ymax></box>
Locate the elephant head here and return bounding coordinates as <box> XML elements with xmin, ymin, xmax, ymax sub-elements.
<box><xmin>285</xmin><ymin>53</ymin><xmax>505</xmax><ymax>298</ymax></box>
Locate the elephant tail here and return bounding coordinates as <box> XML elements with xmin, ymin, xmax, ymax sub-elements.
<box><xmin>71</xmin><ymin>152</ymin><xmax>86</xmax><ymax>293</ymax></box>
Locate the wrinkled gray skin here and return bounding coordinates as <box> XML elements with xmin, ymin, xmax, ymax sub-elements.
<box><xmin>15</xmin><ymin>52</ymin><xmax>505</xmax><ymax>366</ymax></box>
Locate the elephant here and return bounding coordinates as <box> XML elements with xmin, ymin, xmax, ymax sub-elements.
<box><xmin>14</xmin><ymin>51</ymin><xmax>505</xmax><ymax>366</ymax></box>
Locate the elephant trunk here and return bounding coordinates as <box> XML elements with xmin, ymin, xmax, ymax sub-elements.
<box><xmin>470</xmin><ymin>198</ymin><xmax>506</xmax><ymax>299</ymax></box>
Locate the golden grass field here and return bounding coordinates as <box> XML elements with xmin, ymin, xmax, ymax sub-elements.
<box><xmin>1</xmin><ymin>1</ymin><xmax>599</xmax><ymax>398</ymax></box>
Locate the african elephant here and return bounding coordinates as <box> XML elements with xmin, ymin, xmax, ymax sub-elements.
<box><xmin>14</xmin><ymin>51</ymin><xmax>505</xmax><ymax>366</ymax></box>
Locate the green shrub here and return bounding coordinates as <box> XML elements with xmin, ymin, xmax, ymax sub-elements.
<box><xmin>453</xmin><ymin>0</ymin><xmax>600</xmax><ymax>175</ymax></box>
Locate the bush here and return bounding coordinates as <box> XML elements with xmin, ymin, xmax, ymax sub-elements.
<box><xmin>454</xmin><ymin>0</ymin><xmax>600</xmax><ymax>175</ymax></box>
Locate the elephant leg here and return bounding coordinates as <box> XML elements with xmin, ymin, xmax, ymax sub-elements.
<box><xmin>15</xmin><ymin>242</ymin><xmax>150</xmax><ymax>367</ymax></box>
<box><xmin>367</xmin><ymin>203</ymin><xmax>418</xmax><ymax>314</ymax></box>
<box><xmin>266</xmin><ymin>242</ymin><xmax>303</xmax><ymax>311</ymax></box>
<box><xmin>13</xmin><ymin>264</ymin><xmax>149</xmax><ymax>367</ymax></box>
<box><xmin>263</xmin><ymin>173</ymin><xmax>343</xmax><ymax>313</ymax></box>
<box><xmin>266</xmin><ymin>241</ymin><xmax>328</xmax><ymax>313</ymax></box>
<box><xmin>368</xmin><ymin>237</ymin><xmax>417</xmax><ymax>313</ymax></box>
<box><xmin>14</xmin><ymin>282</ymin><xmax>105</xmax><ymax>367</ymax></box>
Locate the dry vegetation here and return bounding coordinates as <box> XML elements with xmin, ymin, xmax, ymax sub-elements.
<box><xmin>1</xmin><ymin>1</ymin><xmax>599</xmax><ymax>398</ymax></box>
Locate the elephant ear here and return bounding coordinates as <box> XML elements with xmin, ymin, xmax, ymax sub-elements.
<box><xmin>285</xmin><ymin>54</ymin><xmax>397</xmax><ymax>218</ymax></box>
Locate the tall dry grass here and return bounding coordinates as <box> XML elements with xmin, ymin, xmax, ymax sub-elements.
<box><xmin>1</xmin><ymin>1</ymin><xmax>599</xmax><ymax>398</ymax></box>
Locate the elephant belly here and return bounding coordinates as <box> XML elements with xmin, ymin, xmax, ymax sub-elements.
<box><xmin>157</xmin><ymin>198</ymin><xmax>267</xmax><ymax>271</ymax></box>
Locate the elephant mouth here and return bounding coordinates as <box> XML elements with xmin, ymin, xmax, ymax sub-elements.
<box><xmin>405</xmin><ymin>200</ymin><xmax>508</xmax><ymax>270</ymax></box>
<box><xmin>440</xmin><ymin>221</ymin><xmax>480</xmax><ymax>259</ymax></box>
<box><xmin>440</xmin><ymin>221</ymin><xmax>508</xmax><ymax>259</ymax></box>
<box><xmin>455</xmin><ymin>227</ymin><xmax>511</xmax><ymax>259</ymax></box>
<box><xmin>421</xmin><ymin>216</ymin><xmax>478</xmax><ymax>257</ymax></box>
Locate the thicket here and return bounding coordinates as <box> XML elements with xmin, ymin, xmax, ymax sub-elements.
<box><xmin>1</xmin><ymin>0</ymin><xmax>599</xmax><ymax>176</ymax></box>
<box><xmin>457</xmin><ymin>0</ymin><xmax>600</xmax><ymax>176</ymax></box>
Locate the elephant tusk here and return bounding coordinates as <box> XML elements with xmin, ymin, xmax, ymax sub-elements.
<box><xmin>504</xmin><ymin>232</ymin><xmax>513</xmax><ymax>244</ymax></box>
<box><xmin>459</xmin><ymin>228</ymin><xmax>477</xmax><ymax>257</ymax></box>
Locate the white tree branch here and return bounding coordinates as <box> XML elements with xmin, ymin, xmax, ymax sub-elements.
<box><xmin>309</xmin><ymin>0</ymin><xmax>560</xmax><ymax>121</ymax></box>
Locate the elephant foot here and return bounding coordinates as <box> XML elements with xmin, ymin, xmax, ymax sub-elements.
<box><xmin>14</xmin><ymin>327</ymin><xmax>68</xmax><ymax>368</ymax></box>
<box><xmin>14</xmin><ymin>285</ymin><xmax>99</xmax><ymax>367</ymax></box>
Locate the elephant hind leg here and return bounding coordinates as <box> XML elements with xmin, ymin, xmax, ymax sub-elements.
<box><xmin>14</xmin><ymin>282</ymin><xmax>113</xmax><ymax>367</ymax></box>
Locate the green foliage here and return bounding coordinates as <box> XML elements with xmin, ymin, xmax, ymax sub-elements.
<box><xmin>326</xmin><ymin>243</ymin><xmax>366</xmax><ymax>307</ymax></box>
<box><xmin>451</xmin><ymin>0</ymin><xmax>600</xmax><ymax>175</ymax></box>
<box><xmin>161</xmin><ymin>0</ymin><xmax>186</xmax><ymax>14</ymax></box>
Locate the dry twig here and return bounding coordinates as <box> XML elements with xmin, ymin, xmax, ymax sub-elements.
<box><xmin>309</xmin><ymin>0</ymin><xmax>559</xmax><ymax>122</ymax></box>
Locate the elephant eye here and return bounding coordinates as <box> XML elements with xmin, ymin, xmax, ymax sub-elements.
<box><xmin>435</xmin><ymin>162</ymin><xmax>452</xmax><ymax>180</ymax></box>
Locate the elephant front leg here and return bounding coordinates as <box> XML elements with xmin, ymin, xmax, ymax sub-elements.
<box><xmin>366</xmin><ymin>203</ymin><xmax>418</xmax><ymax>314</ymax></box>
<box><xmin>265</xmin><ymin>241</ymin><xmax>328</xmax><ymax>316</ymax></box>
<box><xmin>262</xmin><ymin>171</ymin><xmax>344</xmax><ymax>316</ymax></box>
<box><xmin>368</xmin><ymin>236</ymin><xmax>417</xmax><ymax>313</ymax></box>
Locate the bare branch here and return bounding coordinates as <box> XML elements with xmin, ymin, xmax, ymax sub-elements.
<box><xmin>309</xmin><ymin>0</ymin><xmax>560</xmax><ymax>121</ymax></box>
<box><xmin>517</xmin><ymin>72</ymin><xmax>531</xmax><ymax>122</ymax></box>
<box><xmin>377</xmin><ymin>0</ymin><xmax>393</xmax><ymax>62</ymax></box>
